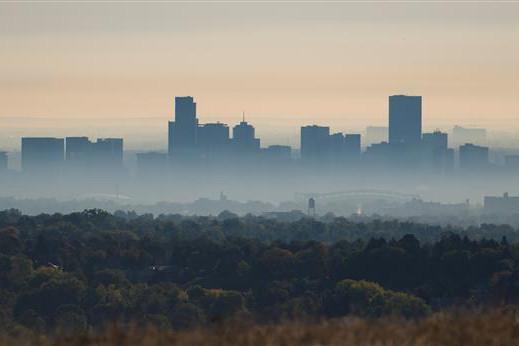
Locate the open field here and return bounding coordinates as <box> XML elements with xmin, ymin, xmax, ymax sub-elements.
<box><xmin>2</xmin><ymin>310</ymin><xmax>519</xmax><ymax>346</ymax></box>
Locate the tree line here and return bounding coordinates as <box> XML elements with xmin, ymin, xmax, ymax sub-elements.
<box><xmin>1</xmin><ymin>208</ymin><xmax>519</xmax><ymax>333</ymax></box>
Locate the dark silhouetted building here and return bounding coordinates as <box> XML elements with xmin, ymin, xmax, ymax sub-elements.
<box><xmin>232</xmin><ymin>121</ymin><xmax>260</xmax><ymax>153</ymax></box>
<box><xmin>65</xmin><ymin>137</ymin><xmax>123</xmax><ymax>172</ymax></box>
<box><xmin>364</xmin><ymin>141</ymin><xmax>394</xmax><ymax>166</ymax></box>
<box><xmin>301</xmin><ymin>125</ymin><xmax>330</xmax><ymax>164</ymax></box>
<box><xmin>21</xmin><ymin>137</ymin><xmax>64</xmax><ymax>173</ymax></box>
<box><xmin>422</xmin><ymin>131</ymin><xmax>452</xmax><ymax>173</ymax></box>
<box><xmin>262</xmin><ymin>145</ymin><xmax>292</xmax><ymax>163</ymax></box>
<box><xmin>459</xmin><ymin>143</ymin><xmax>489</xmax><ymax>170</ymax></box>
<box><xmin>389</xmin><ymin>95</ymin><xmax>422</xmax><ymax>145</ymax></box>
<box><xmin>92</xmin><ymin>138</ymin><xmax>123</xmax><ymax>168</ymax></box>
<box><xmin>327</xmin><ymin>133</ymin><xmax>361</xmax><ymax>164</ymax></box>
<box><xmin>484</xmin><ymin>192</ymin><xmax>519</xmax><ymax>214</ymax></box>
<box><xmin>0</xmin><ymin>152</ymin><xmax>7</xmax><ymax>171</ymax></box>
<box><xmin>198</xmin><ymin>122</ymin><xmax>230</xmax><ymax>157</ymax></box>
<box><xmin>66</xmin><ymin>137</ymin><xmax>91</xmax><ymax>162</ymax></box>
<box><xmin>344</xmin><ymin>134</ymin><xmax>361</xmax><ymax>160</ymax></box>
<box><xmin>422</xmin><ymin>131</ymin><xmax>447</xmax><ymax>150</ymax></box>
<box><xmin>169</xmin><ymin>96</ymin><xmax>198</xmax><ymax>156</ymax></box>
<box><xmin>329</xmin><ymin>133</ymin><xmax>345</xmax><ymax>163</ymax></box>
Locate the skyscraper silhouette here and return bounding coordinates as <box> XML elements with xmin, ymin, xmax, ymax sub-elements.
<box><xmin>232</xmin><ymin>120</ymin><xmax>260</xmax><ymax>153</ymax></box>
<box><xmin>21</xmin><ymin>137</ymin><xmax>64</xmax><ymax>173</ymax></box>
<box><xmin>459</xmin><ymin>143</ymin><xmax>489</xmax><ymax>170</ymax></box>
<box><xmin>301</xmin><ymin>125</ymin><xmax>330</xmax><ymax>164</ymax></box>
<box><xmin>198</xmin><ymin>122</ymin><xmax>230</xmax><ymax>157</ymax></box>
<box><xmin>169</xmin><ymin>96</ymin><xmax>198</xmax><ymax>156</ymax></box>
<box><xmin>389</xmin><ymin>95</ymin><xmax>422</xmax><ymax>145</ymax></box>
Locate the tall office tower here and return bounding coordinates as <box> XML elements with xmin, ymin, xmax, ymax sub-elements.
<box><xmin>422</xmin><ymin>131</ymin><xmax>451</xmax><ymax>173</ymax></box>
<box><xmin>0</xmin><ymin>152</ymin><xmax>7</xmax><ymax>171</ymax></box>
<box><xmin>198</xmin><ymin>122</ymin><xmax>230</xmax><ymax>157</ymax></box>
<box><xmin>459</xmin><ymin>143</ymin><xmax>489</xmax><ymax>170</ymax></box>
<box><xmin>344</xmin><ymin>134</ymin><xmax>361</xmax><ymax>159</ymax></box>
<box><xmin>66</xmin><ymin>137</ymin><xmax>91</xmax><ymax>161</ymax></box>
<box><xmin>21</xmin><ymin>137</ymin><xmax>64</xmax><ymax>173</ymax></box>
<box><xmin>169</xmin><ymin>96</ymin><xmax>198</xmax><ymax>156</ymax></box>
<box><xmin>300</xmin><ymin>125</ymin><xmax>330</xmax><ymax>163</ymax></box>
<box><xmin>91</xmin><ymin>138</ymin><xmax>124</xmax><ymax>167</ymax></box>
<box><xmin>232</xmin><ymin>121</ymin><xmax>260</xmax><ymax>153</ymax></box>
<box><xmin>328</xmin><ymin>133</ymin><xmax>345</xmax><ymax>164</ymax></box>
<box><xmin>364</xmin><ymin>141</ymin><xmax>394</xmax><ymax>166</ymax></box>
<box><xmin>422</xmin><ymin>131</ymin><xmax>448</xmax><ymax>150</ymax></box>
<box><xmin>389</xmin><ymin>95</ymin><xmax>422</xmax><ymax>145</ymax></box>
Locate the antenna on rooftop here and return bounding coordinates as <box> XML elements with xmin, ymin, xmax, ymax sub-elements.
<box><xmin>242</xmin><ymin>111</ymin><xmax>245</xmax><ymax>123</ymax></box>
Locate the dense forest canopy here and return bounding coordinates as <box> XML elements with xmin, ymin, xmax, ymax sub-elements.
<box><xmin>1</xmin><ymin>208</ymin><xmax>519</xmax><ymax>334</ymax></box>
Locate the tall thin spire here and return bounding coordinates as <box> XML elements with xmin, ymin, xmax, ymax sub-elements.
<box><xmin>242</xmin><ymin>111</ymin><xmax>245</xmax><ymax>123</ymax></box>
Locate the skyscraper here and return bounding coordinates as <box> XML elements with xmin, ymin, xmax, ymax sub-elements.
<box><xmin>300</xmin><ymin>125</ymin><xmax>330</xmax><ymax>164</ymax></box>
<box><xmin>169</xmin><ymin>96</ymin><xmax>198</xmax><ymax>156</ymax></box>
<box><xmin>344</xmin><ymin>134</ymin><xmax>361</xmax><ymax>160</ymax></box>
<box><xmin>422</xmin><ymin>131</ymin><xmax>448</xmax><ymax>150</ymax></box>
<box><xmin>459</xmin><ymin>143</ymin><xmax>489</xmax><ymax>170</ymax></box>
<box><xmin>198</xmin><ymin>122</ymin><xmax>230</xmax><ymax>157</ymax></box>
<box><xmin>66</xmin><ymin>137</ymin><xmax>91</xmax><ymax>161</ymax></box>
<box><xmin>232</xmin><ymin>121</ymin><xmax>260</xmax><ymax>153</ymax></box>
<box><xmin>21</xmin><ymin>137</ymin><xmax>64</xmax><ymax>173</ymax></box>
<box><xmin>389</xmin><ymin>95</ymin><xmax>422</xmax><ymax>145</ymax></box>
<box><xmin>421</xmin><ymin>131</ymin><xmax>452</xmax><ymax>173</ymax></box>
<box><xmin>64</xmin><ymin>137</ymin><xmax>124</xmax><ymax>176</ymax></box>
<box><xmin>92</xmin><ymin>138</ymin><xmax>124</xmax><ymax>168</ymax></box>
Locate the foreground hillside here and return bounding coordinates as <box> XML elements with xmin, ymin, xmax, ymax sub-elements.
<box><xmin>1</xmin><ymin>310</ymin><xmax>518</xmax><ymax>346</ymax></box>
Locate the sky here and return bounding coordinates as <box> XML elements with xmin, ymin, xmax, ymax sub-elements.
<box><xmin>1</xmin><ymin>1</ymin><xmax>519</xmax><ymax>150</ymax></box>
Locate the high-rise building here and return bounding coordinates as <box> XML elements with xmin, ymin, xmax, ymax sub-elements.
<box><xmin>21</xmin><ymin>137</ymin><xmax>64</xmax><ymax>173</ymax></box>
<box><xmin>0</xmin><ymin>152</ymin><xmax>7</xmax><ymax>171</ymax></box>
<box><xmin>169</xmin><ymin>96</ymin><xmax>198</xmax><ymax>156</ymax></box>
<box><xmin>300</xmin><ymin>125</ymin><xmax>330</xmax><ymax>164</ymax></box>
<box><xmin>344</xmin><ymin>134</ymin><xmax>361</xmax><ymax>159</ymax></box>
<box><xmin>92</xmin><ymin>138</ymin><xmax>123</xmax><ymax>167</ymax></box>
<box><xmin>389</xmin><ymin>95</ymin><xmax>422</xmax><ymax>145</ymax></box>
<box><xmin>364</xmin><ymin>141</ymin><xmax>394</xmax><ymax>166</ymax></box>
<box><xmin>198</xmin><ymin>122</ymin><xmax>230</xmax><ymax>157</ymax></box>
<box><xmin>65</xmin><ymin>137</ymin><xmax>123</xmax><ymax>172</ymax></box>
<box><xmin>422</xmin><ymin>131</ymin><xmax>451</xmax><ymax>173</ymax></box>
<box><xmin>262</xmin><ymin>145</ymin><xmax>292</xmax><ymax>165</ymax></box>
<box><xmin>422</xmin><ymin>131</ymin><xmax>448</xmax><ymax>150</ymax></box>
<box><xmin>329</xmin><ymin>133</ymin><xmax>345</xmax><ymax>162</ymax></box>
<box><xmin>66</xmin><ymin>137</ymin><xmax>91</xmax><ymax>161</ymax></box>
<box><xmin>232</xmin><ymin>121</ymin><xmax>260</xmax><ymax>153</ymax></box>
<box><xmin>459</xmin><ymin>143</ymin><xmax>489</xmax><ymax>170</ymax></box>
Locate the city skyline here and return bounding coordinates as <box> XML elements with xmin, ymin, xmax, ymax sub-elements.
<box><xmin>1</xmin><ymin>2</ymin><xmax>519</xmax><ymax>149</ymax></box>
<box><xmin>2</xmin><ymin>94</ymin><xmax>500</xmax><ymax>170</ymax></box>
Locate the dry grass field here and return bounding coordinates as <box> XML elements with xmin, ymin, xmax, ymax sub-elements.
<box><xmin>1</xmin><ymin>310</ymin><xmax>519</xmax><ymax>346</ymax></box>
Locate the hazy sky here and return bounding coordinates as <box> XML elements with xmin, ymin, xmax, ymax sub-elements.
<box><xmin>1</xmin><ymin>1</ymin><xmax>519</xmax><ymax>149</ymax></box>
